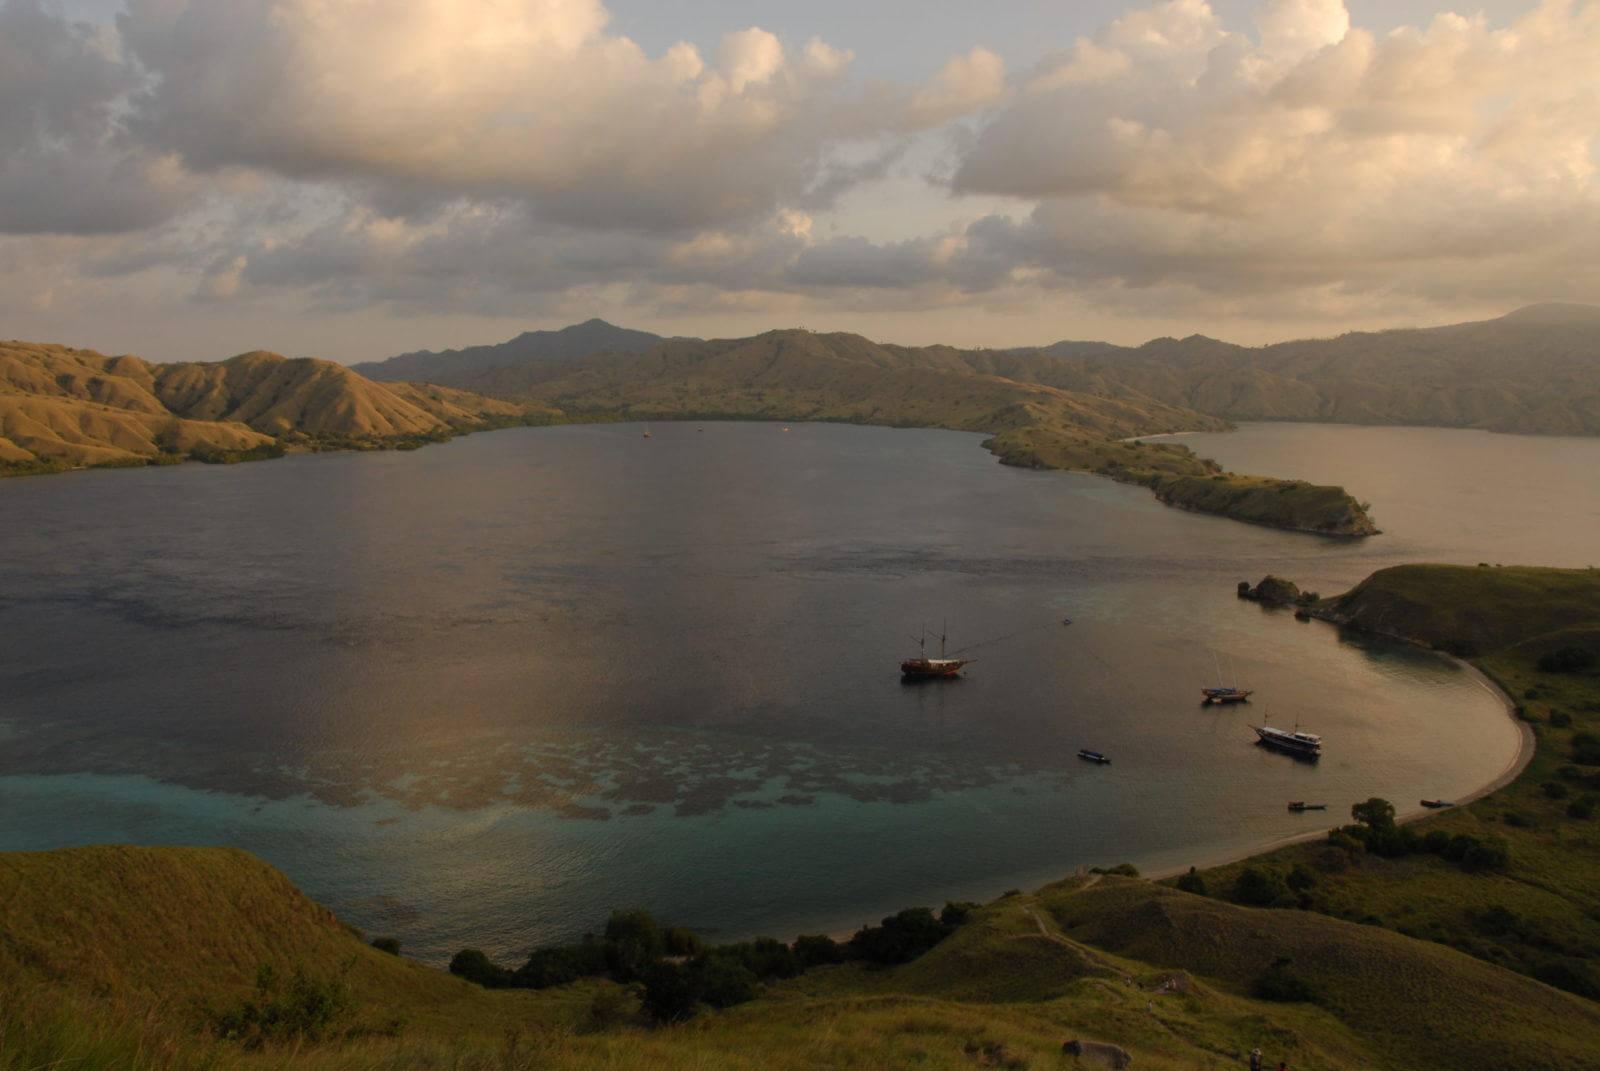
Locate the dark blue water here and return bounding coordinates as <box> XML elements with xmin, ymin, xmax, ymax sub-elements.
<box><xmin>0</xmin><ymin>422</ymin><xmax>1525</xmax><ymax>962</ymax></box>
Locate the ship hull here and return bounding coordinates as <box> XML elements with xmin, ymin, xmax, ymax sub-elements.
<box><xmin>900</xmin><ymin>659</ymin><xmax>969</xmax><ymax>679</ymax></box>
<box><xmin>1203</xmin><ymin>690</ymin><xmax>1252</xmax><ymax>704</ymax></box>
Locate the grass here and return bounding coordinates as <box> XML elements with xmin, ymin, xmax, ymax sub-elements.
<box><xmin>9</xmin><ymin>844</ymin><xmax>1599</xmax><ymax>1070</ymax></box>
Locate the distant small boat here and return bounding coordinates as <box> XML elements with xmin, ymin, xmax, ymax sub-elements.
<box><xmin>782</xmin><ymin>426</ymin><xmax>792</xmax><ymax>433</ymax></box>
<box><xmin>642</xmin><ymin>427</ymin><xmax>652</xmax><ymax>438</ymax></box>
<box><xmin>1077</xmin><ymin>749</ymin><xmax>1111</xmax><ymax>765</ymax></box>
<box><xmin>1287</xmin><ymin>801</ymin><xmax>1327</xmax><ymax>812</ymax></box>
<box><xmin>1420</xmin><ymin>799</ymin><xmax>1454</xmax><ymax>809</ymax></box>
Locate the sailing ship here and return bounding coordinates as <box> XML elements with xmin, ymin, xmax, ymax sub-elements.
<box><xmin>900</xmin><ymin>624</ymin><xmax>970</xmax><ymax>679</ymax></box>
<box><xmin>1202</xmin><ymin>653</ymin><xmax>1252</xmax><ymax>704</ymax></box>
<box><xmin>1253</xmin><ymin>725</ymin><xmax>1322</xmax><ymax>759</ymax></box>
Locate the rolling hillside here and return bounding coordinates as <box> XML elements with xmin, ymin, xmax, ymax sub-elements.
<box><xmin>0</xmin><ymin>341</ymin><xmax>539</xmax><ymax>474</ymax></box>
<box><xmin>6</xmin><ymin>847</ymin><xmax>1599</xmax><ymax>1070</ymax></box>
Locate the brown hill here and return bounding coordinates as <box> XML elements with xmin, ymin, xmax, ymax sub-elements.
<box><xmin>0</xmin><ymin>341</ymin><xmax>536</xmax><ymax>474</ymax></box>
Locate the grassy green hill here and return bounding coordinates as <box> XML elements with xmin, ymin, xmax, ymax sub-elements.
<box><xmin>7</xmin><ymin>846</ymin><xmax>1599</xmax><ymax>1070</ymax></box>
<box><xmin>1177</xmin><ymin>565</ymin><xmax>1600</xmax><ymax>1004</ymax></box>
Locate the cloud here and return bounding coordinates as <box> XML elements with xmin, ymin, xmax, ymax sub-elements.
<box><xmin>936</xmin><ymin>0</ymin><xmax>1600</xmax><ymax>307</ymax></box>
<box><xmin>113</xmin><ymin>0</ymin><xmax>994</xmax><ymax>233</ymax></box>
<box><xmin>0</xmin><ymin>0</ymin><xmax>190</xmax><ymax>234</ymax></box>
<box><xmin>4</xmin><ymin>0</ymin><xmax>1599</xmax><ymax>351</ymax></box>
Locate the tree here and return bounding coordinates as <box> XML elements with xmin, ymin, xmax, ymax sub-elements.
<box><xmin>1233</xmin><ymin>867</ymin><xmax>1293</xmax><ymax>908</ymax></box>
<box><xmin>604</xmin><ymin>909</ymin><xmax>666</xmax><ymax>981</ymax></box>
<box><xmin>793</xmin><ymin>934</ymin><xmax>845</xmax><ymax>968</ymax></box>
<box><xmin>1351</xmin><ymin>797</ymin><xmax>1396</xmax><ymax>831</ymax></box>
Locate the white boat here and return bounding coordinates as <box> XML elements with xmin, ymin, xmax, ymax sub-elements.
<box><xmin>1253</xmin><ymin>725</ymin><xmax>1322</xmax><ymax>759</ymax></box>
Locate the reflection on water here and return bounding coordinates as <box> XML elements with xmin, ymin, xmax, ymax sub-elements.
<box><xmin>0</xmin><ymin>422</ymin><xmax>1534</xmax><ymax>962</ymax></box>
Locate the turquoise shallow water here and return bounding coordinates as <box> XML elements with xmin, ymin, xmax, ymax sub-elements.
<box><xmin>0</xmin><ymin>421</ymin><xmax>1538</xmax><ymax>963</ymax></box>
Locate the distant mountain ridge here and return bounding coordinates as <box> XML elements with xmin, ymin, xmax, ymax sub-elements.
<box><xmin>353</xmin><ymin>318</ymin><xmax>667</xmax><ymax>384</ymax></box>
<box><xmin>359</xmin><ymin>303</ymin><xmax>1600</xmax><ymax>437</ymax></box>
<box><xmin>995</xmin><ymin>303</ymin><xmax>1600</xmax><ymax>435</ymax></box>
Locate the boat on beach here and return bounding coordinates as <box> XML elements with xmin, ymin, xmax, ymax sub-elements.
<box><xmin>1077</xmin><ymin>749</ymin><xmax>1111</xmax><ymax>765</ymax></box>
<box><xmin>1421</xmin><ymin>799</ymin><xmax>1455</xmax><ymax>809</ymax></box>
<box><xmin>1287</xmin><ymin>801</ymin><xmax>1327</xmax><ymax>812</ymax></box>
<box><xmin>1253</xmin><ymin>725</ymin><xmax>1322</xmax><ymax>759</ymax></box>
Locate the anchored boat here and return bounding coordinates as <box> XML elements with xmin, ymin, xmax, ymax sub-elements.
<box><xmin>900</xmin><ymin>624</ymin><xmax>971</xmax><ymax>679</ymax></box>
<box><xmin>1077</xmin><ymin>749</ymin><xmax>1111</xmax><ymax>765</ymax></box>
<box><xmin>1202</xmin><ymin>653</ymin><xmax>1252</xmax><ymax>704</ymax></box>
<box><xmin>1253</xmin><ymin>725</ymin><xmax>1322</xmax><ymax>759</ymax></box>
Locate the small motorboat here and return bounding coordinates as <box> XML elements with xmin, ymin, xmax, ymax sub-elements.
<box><xmin>1077</xmin><ymin>749</ymin><xmax>1111</xmax><ymax>765</ymax></box>
<box><xmin>1287</xmin><ymin>802</ymin><xmax>1327</xmax><ymax>812</ymax></box>
<box><xmin>1420</xmin><ymin>799</ymin><xmax>1455</xmax><ymax>809</ymax></box>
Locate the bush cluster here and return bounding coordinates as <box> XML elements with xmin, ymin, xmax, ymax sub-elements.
<box><xmin>211</xmin><ymin>964</ymin><xmax>350</xmax><ymax>1048</ymax></box>
<box><xmin>449</xmin><ymin>901</ymin><xmax>977</xmax><ymax>1023</ymax></box>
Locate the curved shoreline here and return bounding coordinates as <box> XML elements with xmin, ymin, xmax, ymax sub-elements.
<box><xmin>1144</xmin><ymin>652</ymin><xmax>1534</xmax><ymax>883</ymax></box>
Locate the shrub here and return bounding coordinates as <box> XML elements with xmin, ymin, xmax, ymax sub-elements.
<box><xmin>1176</xmin><ymin>867</ymin><xmax>1209</xmax><ymax>895</ymax></box>
<box><xmin>716</xmin><ymin>938</ymin><xmax>799</xmax><ymax>981</ymax></box>
<box><xmin>940</xmin><ymin>900</ymin><xmax>980</xmax><ymax>927</ymax></box>
<box><xmin>1422</xmin><ymin>830</ymin><xmax>1453</xmax><ymax>855</ymax></box>
<box><xmin>1255</xmin><ymin>957</ymin><xmax>1316</xmax><ymax>1003</ymax></box>
<box><xmin>692</xmin><ymin>955</ymin><xmax>760</xmax><ymax>1008</ymax></box>
<box><xmin>793</xmin><ymin>934</ymin><xmax>845</xmax><ymax>968</ymax></box>
<box><xmin>1326</xmin><ymin>829</ymin><xmax>1364</xmax><ymax>855</ymax></box>
<box><xmin>1569</xmin><ymin>795</ymin><xmax>1598</xmax><ymax>820</ymax></box>
<box><xmin>582</xmin><ymin>985</ymin><xmax>638</xmax><ymax>1033</ymax></box>
<box><xmin>1462</xmin><ymin>838</ymin><xmax>1511</xmax><ymax>874</ymax></box>
<box><xmin>1286</xmin><ymin>864</ymin><xmax>1318</xmax><ymax>891</ymax></box>
<box><xmin>514</xmin><ymin>936</ymin><xmax>608</xmax><ymax>989</ymax></box>
<box><xmin>604</xmin><ymin>909</ymin><xmax>666</xmax><ymax>981</ymax></box>
<box><xmin>1502</xmin><ymin>811</ymin><xmax>1536</xmax><ymax>829</ymax></box>
<box><xmin>1544</xmin><ymin>781</ymin><xmax>1570</xmax><ymax>800</ymax></box>
<box><xmin>640</xmin><ymin>962</ymin><xmax>697</xmax><ymax>1023</ymax></box>
<box><xmin>1551</xmin><ymin>710</ymin><xmax>1573</xmax><ymax>728</ymax></box>
<box><xmin>1539</xmin><ymin>646</ymin><xmax>1596</xmax><ymax>673</ymax></box>
<box><xmin>850</xmin><ymin>907</ymin><xmax>953</xmax><ymax>965</ymax></box>
<box><xmin>664</xmin><ymin>927</ymin><xmax>705</xmax><ymax>958</ymax></box>
<box><xmin>212</xmin><ymin>965</ymin><xmax>351</xmax><ymax>1047</ymax></box>
<box><xmin>449</xmin><ymin>949</ymin><xmax>511</xmax><ymax>988</ymax></box>
<box><xmin>1234</xmin><ymin>867</ymin><xmax>1294</xmax><ymax>908</ymax></box>
<box><xmin>370</xmin><ymin>937</ymin><xmax>401</xmax><ymax>956</ymax></box>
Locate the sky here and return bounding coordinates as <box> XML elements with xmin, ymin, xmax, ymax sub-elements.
<box><xmin>3</xmin><ymin>0</ymin><xmax>1595</xmax><ymax>363</ymax></box>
